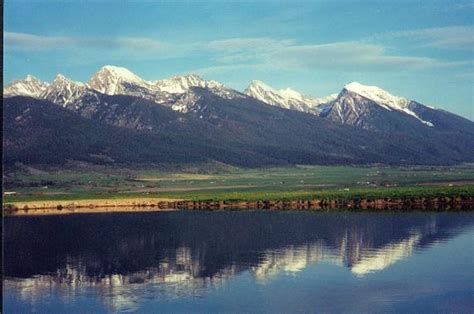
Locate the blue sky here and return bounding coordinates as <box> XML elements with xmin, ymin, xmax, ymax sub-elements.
<box><xmin>4</xmin><ymin>0</ymin><xmax>474</xmax><ymax>118</ymax></box>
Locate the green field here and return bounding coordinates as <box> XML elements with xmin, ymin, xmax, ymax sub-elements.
<box><xmin>3</xmin><ymin>164</ymin><xmax>474</xmax><ymax>203</ymax></box>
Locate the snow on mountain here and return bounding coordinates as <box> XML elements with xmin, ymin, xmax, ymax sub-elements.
<box><xmin>153</xmin><ymin>74</ymin><xmax>243</xmax><ymax>101</ymax></box>
<box><xmin>153</xmin><ymin>74</ymin><xmax>218</xmax><ymax>94</ymax></box>
<box><xmin>342</xmin><ymin>82</ymin><xmax>434</xmax><ymax>126</ymax></box>
<box><xmin>169</xmin><ymin>91</ymin><xmax>203</xmax><ymax>114</ymax></box>
<box><xmin>3</xmin><ymin>75</ymin><xmax>49</xmax><ymax>98</ymax></box>
<box><xmin>3</xmin><ymin>66</ymin><xmax>438</xmax><ymax>129</ymax></box>
<box><xmin>40</xmin><ymin>74</ymin><xmax>90</xmax><ymax>107</ymax></box>
<box><xmin>244</xmin><ymin>80</ymin><xmax>336</xmax><ymax>114</ymax></box>
<box><xmin>244</xmin><ymin>80</ymin><xmax>294</xmax><ymax>109</ymax></box>
<box><xmin>88</xmin><ymin>66</ymin><xmax>240</xmax><ymax>99</ymax></box>
<box><xmin>4</xmin><ymin>66</ymin><xmax>245</xmax><ymax>117</ymax></box>
<box><xmin>317</xmin><ymin>93</ymin><xmax>340</xmax><ymax>105</ymax></box>
<box><xmin>243</xmin><ymin>80</ymin><xmax>435</xmax><ymax>129</ymax></box>
<box><xmin>344</xmin><ymin>82</ymin><xmax>409</xmax><ymax>111</ymax></box>
<box><xmin>87</xmin><ymin>67</ymin><xmax>243</xmax><ymax>111</ymax></box>
<box><xmin>87</xmin><ymin>65</ymin><xmax>153</xmax><ymax>95</ymax></box>
<box><xmin>278</xmin><ymin>87</ymin><xmax>306</xmax><ymax>101</ymax></box>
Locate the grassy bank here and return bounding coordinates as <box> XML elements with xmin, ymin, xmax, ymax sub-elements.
<box><xmin>4</xmin><ymin>164</ymin><xmax>474</xmax><ymax>205</ymax></box>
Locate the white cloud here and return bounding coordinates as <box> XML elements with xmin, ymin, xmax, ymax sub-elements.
<box><xmin>207</xmin><ymin>37</ymin><xmax>293</xmax><ymax>52</ymax></box>
<box><xmin>4</xmin><ymin>32</ymin><xmax>169</xmax><ymax>51</ymax></box>
<box><xmin>4</xmin><ymin>32</ymin><xmax>76</xmax><ymax>49</ymax></box>
<box><xmin>116</xmin><ymin>37</ymin><xmax>170</xmax><ymax>50</ymax></box>
<box><xmin>204</xmin><ymin>37</ymin><xmax>294</xmax><ymax>64</ymax></box>
<box><xmin>5</xmin><ymin>30</ymin><xmax>470</xmax><ymax>73</ymax></box>
<box><xmin>192</xmin><ymin>63</ymin><xmax>268</xmax><ymax>75</ymax></box>
<box><xmin>201</xmin><ymin>39</ymin><xmax>447</xmax><ymax>72</ymax></box>
<box><xmin>268</xmin><ymin>42</ymin><xmax>440</xmax><ymax>72</ymax></box>
<box><xmin>374</xmin><ymin>26</ymin><xmax>474</xmax><ymax>49</ymax></box>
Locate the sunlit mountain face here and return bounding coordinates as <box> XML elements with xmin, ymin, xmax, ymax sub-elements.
<box><xmin>4</xmin><ymin>211</ymin><xmax>473</xmax><ymax>312</ymax></box>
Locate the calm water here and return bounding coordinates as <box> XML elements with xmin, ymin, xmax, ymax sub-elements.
<box><xmin>4</xmin><ymin>211</ymin><xmax>474</xmax><ymax>313</ymax></box>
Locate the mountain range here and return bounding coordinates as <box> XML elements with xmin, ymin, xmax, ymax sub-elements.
<box><xmin>4</xmin><ymin>65</ymin><xmax>474</xmax><ymax>167</ymax></box>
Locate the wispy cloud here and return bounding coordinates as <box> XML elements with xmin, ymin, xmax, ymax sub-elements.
<box><xmin>5</xmin><ymin>30</ymin><xmax>471</xmax><ymax>74</ymax></box>
<box><xmin>201</xmin><ymin>39</ymin><xmax>451</xmax><ymax>73</ymax></box>
<box><xmin>192</xmin><ymin>63</ymin><xmax>268</xmax><ymax>75</ymax></box>
<box><xmin>4</xmin><ymin>32</ymin><xmax>169</xmax><ymax>51</ymax></box>
<box><xmin>373</xmin><ymin>26</ymin><xmax>474</xmax><ymax>49</ymax></box>
<box><xmin>268</xmin><ymin>42</ymin><xmax>441</xmax><ymax>72</ymax></box>
<box><xmin>206</xmin><ymin>37</ymin><xmax>293</xmax><ymax>52</ymax></box>
<box><xmin>204</xmin><ymin>37</ymin><xmax>293</xmax><ymax>64</ymax></box>
<box><xmin>115</xmin><ymin>37</ymin><xmax>170</xmax><ymax>50</ymax></box>
<box><xmin>4</xmin><ymin>32</ymin><xmax>76</xmax><ymax>49</ymax></box>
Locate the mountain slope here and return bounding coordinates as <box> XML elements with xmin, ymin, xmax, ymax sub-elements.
<box><xmin>3</xmin><ymin>96</ymin><xmax>215</xmax><ymax>165</ymax></box>
<box><xmin>407</xmin><ymin>101</ymin><xmax>474</xmax><ymax>134</ymax></box>
<box><xmin>189</xmin><ymin>87</ymin><xmax>474</xmax><ymax>164</ymax></box>
<box><xmin>4</xmin><ymin>96</ymin><xmax>293</xmax><ymax>167</ymax></box>
<box><xmin>7</xmin><ymin>92</ymin><xmax>473</xmax><ymax>167</ymax></box>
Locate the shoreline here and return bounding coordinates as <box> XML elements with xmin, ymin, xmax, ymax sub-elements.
<box><xmin>4</xmin><ymin>195</ymin><xmax>474</xmax><ymax>216</ymax></box>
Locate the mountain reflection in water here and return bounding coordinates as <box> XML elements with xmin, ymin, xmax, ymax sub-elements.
<box><xmin>4</xmin><ymin>211</ymin><xmax>474</xmax><ymax>312</ymax></box>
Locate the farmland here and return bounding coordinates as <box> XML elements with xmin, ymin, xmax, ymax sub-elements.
<box><xmin>4</xmin><ymin>164</ymin><xmax>474</xmax><ymax>205</ymax></box>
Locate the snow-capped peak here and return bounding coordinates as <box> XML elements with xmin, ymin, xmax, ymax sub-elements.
<box><xmin>278</xmin><ymin>87</ymin><xmax>304</xmax><ymax>101</ymax></box>
<box><xmin>25</xmin><ymin>74</ymin><xmax>38</xmax><ymax>82</ymax></box>
<box><xmin>344</xmin><ymin>81</ymin><xmax>409</xmax><ymax>111</ymax></box>
<box><xmin>40</xmin><ymin>74</ymin><xmax>87</xmax><ymax>107</ymax></box>
<box><xmin>3</xmin><ymin>75</ymin><xmax>49</xmax><ymax>98</ymax></box>
<box><xmin>176</xmin><ymin>73</ymin><xmax>204</xmax><ymax>83</ymax></box>
<box><xmin>244</xmin><ymin>80</ymin><xmax>281</xmax><ymax>104</ymax></box>
<box><xmin>88</xmin><ymin>65</ymin><xmax>147</xmax><ymax>95</ymax></box>
<box><xmin>99</xmin><ymin>65</ymin><xmax>144</xmax><ymax>83</ymax></box>
<box><xmin>342</xmin><ymin>81</ymin><xmax>433</xmax><ymax>126</ymax></box>
<box><xmin>53</xmin><ymin>74</ymin><xmax>84</xmax><ymax>86</ymax></box>
<box><xmin>153</xmin><ymin>73</ymin><xmax>225</xmax><ymax>94</ymax></box>
<box><xmin>249</xmin><ymin>80</ymin><xmax>276</xmax><ymax>90</ymax></box>
<box><xmin>245</xmin><ymin>80</ymin><xmax>336</xmax><ymax>113</ymax></box>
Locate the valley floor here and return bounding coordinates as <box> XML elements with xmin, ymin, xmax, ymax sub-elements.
<box><xmin>3</xmin><ymin>164</ymin><xmax>474</xmax><ymax>214</ymax></box>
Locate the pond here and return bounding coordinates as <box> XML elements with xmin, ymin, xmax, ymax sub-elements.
<box><xmin>4</xmin><ymin>211</ymin><xmax>474</xmax><ymax>313</ymax></box>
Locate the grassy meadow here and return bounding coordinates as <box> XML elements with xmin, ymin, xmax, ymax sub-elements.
<box><xmin>3</xmin><ymin>163</ymin><xmax>474</xmax><ymax>204</ymax></box>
